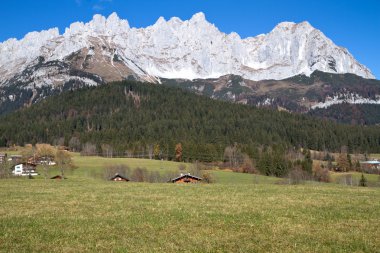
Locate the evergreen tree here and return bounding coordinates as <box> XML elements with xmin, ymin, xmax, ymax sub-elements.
<box><xmin>359</xmin><ymin>173</ymin><xmax>367</xmax><ymax>187</ymax></box>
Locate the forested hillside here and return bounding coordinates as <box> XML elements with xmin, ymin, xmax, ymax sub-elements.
<box><xmin>0</xmin><ymin>81</ymin><xmax>380</xmax><ymax>161</ymax></box>
<box><xmin>309</xmin><ymin>103</ymin><xmax>380</xmax><ymax>125</ymax></box>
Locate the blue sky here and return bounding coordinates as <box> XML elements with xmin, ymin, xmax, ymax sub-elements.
<box><xmin>0</xmin><ymin>0</ymin><xmax>379</xmax><ymax>78</ymax></box>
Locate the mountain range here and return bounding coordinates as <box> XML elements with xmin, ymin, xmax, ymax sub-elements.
<box><xmin>0</xmin><ymin>12</ymin><xmax>379</xmax><ymax>122</ymax></box>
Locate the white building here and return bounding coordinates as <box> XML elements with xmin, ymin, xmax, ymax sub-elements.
<box><xmin>12</xmin><ymin>163</ymin><xmax>39</xmax><ymax>176</ymax></box>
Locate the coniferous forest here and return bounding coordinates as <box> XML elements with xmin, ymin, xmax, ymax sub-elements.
<box><xmin>1</xmin><ymin>81</ymin><xmax>380</xmax><ymax>162</ymax></box>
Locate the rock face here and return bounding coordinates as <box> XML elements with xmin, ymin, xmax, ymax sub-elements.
<box><xmin>0</xmin><ymin>12</ymin><xmax>374</xmax><ymax>87</ymax></box>
<box><xmin>0</xmin><ymin>12</ymin><xmax>376</xmax><ymax>116</ymax></box>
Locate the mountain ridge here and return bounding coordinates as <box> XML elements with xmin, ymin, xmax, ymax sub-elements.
<box><xmin>0</xmin><ymin>12</ymin><xmax>374</xmax><ymax>88</ymax></box>
<box><xmin>0</xmin><ymin>12</ymin><xmax>378</xmax><ymax>120</ymax></box>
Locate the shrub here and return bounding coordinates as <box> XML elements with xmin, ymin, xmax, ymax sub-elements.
<box><xmin>201</xmin><ymin>171</ymin><xmax>214</xmax><ymax>184</ymax></box>
<box><xmin>288</xmin><ymin>168</ymin><xmax>310</xmax><ymax>185</ymax></box>
<box><xmin>359</xmin><ymin>174</ymin><xmax>367</xmax><ymax>187</ymax></box>
<box><xmin>313</xmin><ymin>164</ymin><xmax>331</xmax><ymax>183</ymax></box>
<box><xmin>131</xmin><ymin>167</ymin><xmax>148</xmax><ymax>182</ymax></box>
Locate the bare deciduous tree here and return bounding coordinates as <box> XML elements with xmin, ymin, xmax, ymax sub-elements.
<box><xmin>55</xmin><ymin>150</ymin><xmax>74</xmax><ymax>178</ymax></box>
<box><xmin>154</xmin><ymin>144</ymin><xmax>160</xmax><ymax>160</ymax></box>
<box><xmin>21</xmin><ymin>144</ymin><xmax>36</xmax><ymax>163</ymax></box>
<box><xmin>36</xmin><ymin>144</ymin><xmax>56</xmax><ymax>179</ymax></box>
<box><xmin>147</xmin><ymin>145</ymin><xmax>154</xmax><ymax>159</ymax></box>
<box><xmin>224</xmin><ymin>143</ymin><xmax>243</xmax><ymax>169</ymax></box>
<box><xmin>69</xmin><ymin>137</ymin><xmax>81</xmax><ymax>152</ymax></box>
<box><xmin>313</xmin><ymin>163</ymin><xmax>331</xmax><ymax>182</ymax></box>
<box><xmin>101</xmin><ymin>144</ymin><xmax>113</xmax><ymax>158</ymax></box>
<box><xmin>131</xmin><ymin>167</ymin><xmax>148</xmax><ymax>182</ymax></box>
<box><xmin>81</xmin><ymin>142</ymin><xmax>97</xmax><ymax>156</ymax></box>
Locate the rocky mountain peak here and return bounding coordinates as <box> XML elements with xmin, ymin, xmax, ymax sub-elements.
<box><xmin>0</xmin><ymin>12</ymin><xmax>375</xmax><ymax>89</ymax></box>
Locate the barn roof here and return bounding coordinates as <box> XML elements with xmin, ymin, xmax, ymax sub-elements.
<box><xmin>14</xmin><ymin>162</ymin><xmax>37</xmax><ymax>167</ymax></box>
<box><xmin>360</xmin><ymin>160</ymin><xmax>380</xmax><ymax>165</ymax></box>
<box><xmin>50</xmin><ymin>175</ymin><xmax>67</xmax><ymax>179</ymax></box>
<box><xmin>110</xmin><ymin>173</ymin><xmax>129</xmax><ymax>181</ymax></box>
<box><xmin>170</xmin><ymin>173</ymin><xmax>202</xmax><ymax>182</ymax></box>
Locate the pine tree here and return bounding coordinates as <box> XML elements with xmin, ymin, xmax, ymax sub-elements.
<box><xmin>359</xmin><ymin>173</ymin><xmax>367</xmax><ymax>187</ymax></box>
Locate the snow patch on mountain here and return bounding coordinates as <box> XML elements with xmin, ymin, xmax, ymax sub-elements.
<box><xmin>311</xmin><ymin>93</ymin><xmax>380</xmax><ymax>109</ymax></box>
<box><xmin>0</xmin><ymin>12</ymin><xmax>375</xmax><ymax>88</ymax></box>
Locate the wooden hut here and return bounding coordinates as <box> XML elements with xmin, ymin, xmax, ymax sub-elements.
<box><xmin>110</xmin><ymin>173</ymin><xmax>130</xmax><ymax>182</ymax></box>
<box><xmin>50</xmin><ymin>175</ymin><xmax>66</xmax><ymax>180</ymax></box>
<box><xmin>169</xmin><ymin>173</ymin><xmax>202</xmax><ymax>183</ymax></box>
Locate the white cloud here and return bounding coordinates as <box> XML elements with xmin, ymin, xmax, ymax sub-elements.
<box><xmin>93</xmin><ymin>4</ymin><xmax>104</xmax><ymax>10</ymax></box>
<box><xmin>92</xmin><ymin>0</ymin><xmax>113</xmax><ymax>11</ymax></box>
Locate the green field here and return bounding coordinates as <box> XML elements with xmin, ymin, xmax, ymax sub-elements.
<box><xmin>1</xmin><ymin>178</ymin><xmax>379</xmax><ymax>252</ymax></box>
<box><xmin>1</xmin><ymin>154</ymin><xmax>380</xmax><ymax>252</ymax></box>
<box><xmin>42</xmin><ymin>154</ymin><xmax>286</xmax><ymax>185</ymax></box>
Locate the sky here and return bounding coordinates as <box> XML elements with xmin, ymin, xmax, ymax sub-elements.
<box><xmin>0</xmin><ymin>0</ymin><xmax>379</xmax><ymax>78</ymax></box>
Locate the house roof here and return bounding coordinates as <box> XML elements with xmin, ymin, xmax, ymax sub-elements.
<box><xmin>14</xmin><ymin>162</ymin><xmax>37</xmax><ymax>167</ymax></box>
<box><xmin>360</xmin><ymin>160</ymin><xmax>380</xmax><ymax>165</ymax></box>
<box><xmin>50</xmin><ymin>175</ymin><xmax>66</xmax><ymax>179</ymax></box>
<box><xmin>170</xmin><ymin>173</ymin><xmax>202</xmax><ymax>182</ymax></box>
<box><xmin>110</xmin><ymin>173</ymin><xmax>129</xmax><ymax>181</ymax></box>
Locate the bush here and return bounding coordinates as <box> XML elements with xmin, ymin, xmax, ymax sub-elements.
<box><xmin>336</xmin><ymin>174</ymin><xmax>356</xmax><ymax>186</ymax></box>
<box><xmin>131</xmin><ymin>167</ymin><xmax>148</xmax><ymax>182</ymax></box>
<box><xmin>313</xmin><ymin>164</ymin><xmax>331</xmax><ymax>183</ymax></box>
<box><xmin>359</xmin><ymin>173</ymin><xmax>367</xmax><ymax>187</ymax></box>
<box><xmin>201</xmin><ymin>171</ymin><xmax>214</xmax><ymax>184</ymax></box>
<box><xmin>288</xmin><ymin>168</ymin><xmax>310</xmax><ymax>185</ymax></box>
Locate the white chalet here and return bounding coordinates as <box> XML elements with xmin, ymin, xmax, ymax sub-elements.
<box><xmin>12</xmin><ymin>163</ymin><xmax>38</xmax><ymax>176</ymax></box>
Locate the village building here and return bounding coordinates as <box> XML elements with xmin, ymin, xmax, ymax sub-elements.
<box><xmin>38</xmin><ymin>156</ymin><xmax>56</xmax><ymax>165</ymax></box>
<box><xmin>169</xmin><ymin>173</ymin><xmax>202</xmax><ymax>183</ymax></box>
<box><xmin>109</xmin><ymin>173</ymin><xmax>130</xmax><ymax>182</ymax></box>
<box><xmin>360</xmin><ymin>160</ymin><xmax>380</xmax><ymax>171</ymax></box>
<box><xmin>12</xmin><ymin>163</ymin><xmax>38</xmax><ymax>176</ymax></box>
<box><xmin>26</xmin><ymin>155</ymin><xmax>56</xmax><ymax>165</ymax></box>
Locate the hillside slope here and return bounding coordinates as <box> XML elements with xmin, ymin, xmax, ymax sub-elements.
<box><xmin>162</xmin><ymin>71</ymin><xmax>380</xmax><ymax>124</ymax></box>
<box><xmin>1</xmin><ymin>81</ymin><xmax>380</xmax><ymax>161</ymax></box>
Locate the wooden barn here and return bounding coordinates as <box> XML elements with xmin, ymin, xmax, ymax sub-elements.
<box><xmin>169</xmin><ymin>173</ymin><xmax>202</xmax><ymax>183</ymax></box>
<box><xmin>110</xmin><ymin>173</ymin><xmax>130</xmax><ymax>182</ymax></box>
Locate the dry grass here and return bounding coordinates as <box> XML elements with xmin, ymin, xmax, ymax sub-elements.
<box><xmin>0</xmin><ymin>178</ymin><xmax>379</xmax><ymax>252</ymax></box>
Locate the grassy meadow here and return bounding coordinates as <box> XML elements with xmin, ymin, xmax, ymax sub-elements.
<box><xmin>0</xmin><ymin>153</ymin><xmax>380</xmax><ymax>252</ymax></box>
